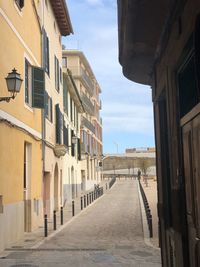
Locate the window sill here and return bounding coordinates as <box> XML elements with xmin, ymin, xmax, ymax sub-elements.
<box><xmin>14</xmin><ymin>2</ymin><xmax>23</xmax><ymax>17</ymax></box>
<box><xmin>24</xmin><ymin>103</ymin><xmax>33</xmax><ymax>113</ymax></box>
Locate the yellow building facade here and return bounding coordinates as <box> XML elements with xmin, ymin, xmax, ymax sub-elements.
<box><xmin>0</xmin><ymin>0</ymin><xmax>43</xmax><ymax>252</ymax></box>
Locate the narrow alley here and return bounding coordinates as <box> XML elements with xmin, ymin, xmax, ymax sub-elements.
<box><xmin>0</xmin><ymin>180</ymin><xmax>161</xmax><ymax>267</ymax></box>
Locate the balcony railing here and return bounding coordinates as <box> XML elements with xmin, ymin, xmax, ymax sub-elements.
<box><xmin>66</xmin><ymin>66</ymin><xmax>94</xmax><ymax>96</ymax></box>
<box><xmin>81</xmin><ymin>93</ymin><xmax>95</xmax><ymax>116</ymax></box>
<box><xmin>80</xmin><ymin>67</ymin><xmax>94</xmax><ymax>96</ymax></box>
<box><xmin>81</xmin><ymin>117</ymin><xmax>95</xmax><ymax>134</ymax></box>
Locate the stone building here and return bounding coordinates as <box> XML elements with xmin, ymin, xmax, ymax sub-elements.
<box><xmin>62</xmin><ymin>50</ymin><xmax>103</xmax><ymax>190</ymax></box>
<box><xmin>118</xmin><ymin>0</ymin><xmax>200</xmax><ymax>266</ymax></box>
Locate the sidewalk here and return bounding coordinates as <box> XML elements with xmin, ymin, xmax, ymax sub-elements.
<box><xmin>0</xmin><ymin>180</ymin><xmax>161</xmax><ymax>267</ymax></box>
<box><xmin>0</xmin><ymin>181</ymin><xmax>108</xmax><ymax>252</ymax></box>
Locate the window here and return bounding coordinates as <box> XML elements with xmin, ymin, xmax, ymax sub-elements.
<box><xmin>25</xmin><ymin>59</ymin><xmax>32</xmax><ymax>106</ymax></box>
<box><xmin>178</xmin><ymin>51</ymin><xmax>199</xmax><ymax>117</ymax></box>
<box><xmin>43</xmin><ymin>29</ymin><xmax>50</xmax><ymax>75</ymax></box>
<box><xmin>55</xmin><ymin>104</ymin><xmax>63</xmax><ymax>144</ymax></box>
<box><xmin>45</xmin><ymin>92</ymin><xmax>53</xmax><ymax>122</ymax></box>
<box><xmin>63</xmin><ymin>76</ymin><xmax>68</xmax><ymax>115</ymax></box>
<box><xmin>54</xmin><ymin>56</ymin><xmax>60</xmax><ymax>91</ymax></box>
<box><xmin>63</xmin><ymin>124</ymin><xmax>69</xmax><ymax>147</ymax></box>
<box><xmin>15</xmin><ymin>0</ymin><xmax>24</xmax><ymax>10</ymax></box>
<box><xmin>25</xmin><ymin>58</ymin><xmax>45</xmax><ymax>109</ymax></box>
<box><xmin>62</xmin><ymin>57</ymin><xmax>67</xmax><ymax>67</ymax></box>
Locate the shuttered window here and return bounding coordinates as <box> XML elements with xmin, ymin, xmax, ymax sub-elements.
<box><xmin>43</xmin><ymin>29</ymin><xmax>50</xmax><ymax>75</ymax></box>
<box><xmin>78</xmin><ymin>138</ymin><xmax>81</xmax><ymax>161</ymax></box>
<box><xmin>25</xmin><ymin>59</ymin><xmax>31</xmax><ymax>105</ymax></box>
<box><xmin>15</xmin><ymin>0</ymin><xmax>24</xmax><ymax>9</ymax></box>
<box><xmin>45</xmin><ymin>91</ymin><xmax>53</xmax><ymax>122</ymax></box>
<box><xmin>54</xmin><ymin>55</ymin><xmax>60</xmax><ymax>92</ymax></box>
<box><xmin>63</xmin><ymin>76</ymin><xmax>68</xmax><ymax>115</ymax></box>
<box><xmin>32</xmin><ymin>66</ymin><xmax>45</xmax><ymax>109</ymax></box>
<box><xmin>71</xmin><ymin>130</ymin><xmax>75</xmax><ymax>157</ymax></box>
<box><xmin>63</xmin><ymin>124</ymin><xmax>68</xmax><ymax>147</ymax></box>
<box><xmin>55</xmin><ymin>104</ymin><xmax>62</xmax><ymax>144</ymax></box>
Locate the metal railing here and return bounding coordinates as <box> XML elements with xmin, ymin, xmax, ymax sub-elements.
<box><xmin>81</xmin><ymin>117</ymin><xmax>95</xmax><ymax>134</ymax></box>
<box><xmin>138</xmin><ymin>180</ymin><xmax>153</xmax><ymax>238</ymax></box>
<box><xmin>81</xmin><ymin>93</ymin><xmax>95</xmax><ymax>115</ymax></box>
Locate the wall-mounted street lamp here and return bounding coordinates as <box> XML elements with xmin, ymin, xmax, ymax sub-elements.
<box><xmin>0</xmin><ymin>69</ymin><xmax>23</xmax><ymax>102</ymax></box>
<box><xmin>71</xmin><ymin>136</ymin><xmax>78</xmax><ymax>145</ymax></box>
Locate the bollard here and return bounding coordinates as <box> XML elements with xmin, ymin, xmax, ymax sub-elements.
<box><xmin>44</xmin><ymin>214</ymin><xmax>48</xmax><ymax>237</ymax></box>
<box><xmin>89</xmin><ymin>192</ymin><xmax>91</xmax><ymax>204</ymax></box>
<box><xmin>87</xmin><ymin>194</ymin><xmax>89</xmax><ymax>206</ymax></box>
<box><xmin>72</xmin><ymin>200</ymin><xmax>75</xmax><ymax>216</ymax></box>
<box><xmin>60</xmin><ymin>206</ymin><xmax>63</xmax><ymax>225</ymax></box>
<box><xmin>84</xmin><ymin>195</ymin><xmax>86</xmax><ymax>208</ymax></box>
<box><xmin>92</xmin><ymin>192</ymin><xmax>94</xmax><ymax>202</ymax></box>
<box><xmin>149</xmin><ymin>214</ymin><xmax>153</xmax><ymax>238</ymax></box>
<box><xmin>81</xmin><ymin>196</ymin><xmax>83</xmax><ymax>210</ymax></box>
<box><xmin>53</xmin><ymin>210</ymin><xmax>57</xmax><ymax>230</ymax></box>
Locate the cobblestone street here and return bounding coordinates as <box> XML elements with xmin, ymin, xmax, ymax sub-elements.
<box><xmin>0</xmin><ymin>180</ymin><xmax>161</xmax><ymax>267</ymax></box>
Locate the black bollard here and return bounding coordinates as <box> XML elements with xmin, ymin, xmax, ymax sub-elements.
<box><xmin>81</xmin><ymin>196</ymin><xmax>83</xmax><ymax>210</ymax></box>
<box><xmin>87</xmin><ymin>194</ymin><xmax>89</xmax><ymax>206</ymax></box>
<box><xmin>60</xmin><ymin>206</ymin><xmax>63</xmax><ymax>225</ymax></box>
<box><xmin>44</xmin><ymin>214</ymin><xmax>48</xmax><ymax>237</ymax></box>
<box><xmin>92</xmin><ymin>192</ymin><xmax>94</xmax><ymax>202</ymax></box>
<box><xmin>89</xmin><ymin>192</ymin><xmax>91</xmax><ymax>204</ymax></box>
<box><xmin>72</xmin><ymin>200</ymin><xmax>75</xmax><ymax>216</ymax></box>
<box><xmin>53</xmin><ymin>210</ymin><xmax>56</xmax><ymax>230</ymax></box>
<box><xmin>149</xmin><ymin>214</ymin><xmax>153</xmax><ymax>238</ymax></box>
<box><xmin>84</xmin><ymin>195</ymin><xmax>86</xmax><ymax>208</ymax></box>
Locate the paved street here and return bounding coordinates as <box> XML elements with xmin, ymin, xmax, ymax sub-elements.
<box><xmin>0</xmin><ymin>180</ymin><xmax>161</xmax><ymax>267</ymax></box>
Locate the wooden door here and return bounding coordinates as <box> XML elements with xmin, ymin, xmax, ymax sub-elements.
<box><xmin>182</xmin><ymin>114</ymin><xmax>200</xmax><ymax>267</ymax></box>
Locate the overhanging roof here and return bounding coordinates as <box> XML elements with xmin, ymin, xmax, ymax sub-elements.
<box><xmin>50</xmin><ymin>0</ymin><xmax>73</xmax><ymax>36</ymax></box>
<box><xmin>118</xmin><ymin>0</ymin><xmax>170</xmax><ymax>85</ymax></box>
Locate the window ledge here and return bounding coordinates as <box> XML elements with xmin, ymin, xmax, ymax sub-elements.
<box><xmin>24</xmin><ymin>103</ymin><xmax>33</xmax><ymax>113</ymax></box>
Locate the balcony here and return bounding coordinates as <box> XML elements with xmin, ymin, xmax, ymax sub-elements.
<box><xmin>81</xmin><ymin>117</ymin><xmax>95</xmax><ymax>134</ymax></box>
<box><xmin>53</xmin><ymin>144</ymin><xmax>67</xmax><ymax>158</ymax></box>
<box><xmin>81</xmin><ymin>93</ymin><xmax>95</xmax><ymax>116</ymax></box>
<box><xmin>80</xmin><ymin>67</ymin><xmax>94</xmax><ymax>96</ymax></box>
<box><xmin>66</xmin><ymin>66</ymin><xmax>94</xmax><ymax>96</ymax></box>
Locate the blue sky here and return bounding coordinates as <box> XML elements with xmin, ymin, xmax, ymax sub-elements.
<box><xmin>63</xmin><ymin>0</ymin><xmax>155</xmax><ymax>154</ymax></box>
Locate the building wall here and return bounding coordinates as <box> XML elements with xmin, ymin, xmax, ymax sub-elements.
<box><xmin>0</xmin><ymin>0</ymin><xmax>43</xmax><ymax>252</ymax></box>
<box><xmin>62</xmin><ymin>51</ymin><xmax>103</xmax><ymax>190</ymax></box>
<box><xmin>153</xmin><ymin>1</ymin><xmax>200</xmax><ymax>267</ymax></box>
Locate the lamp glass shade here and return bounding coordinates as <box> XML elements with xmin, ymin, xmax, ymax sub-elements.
<box><xmin>5</xmin><ymin>69</ymin><xmax>23</xmax><ymax>93</ymax></box>
<box><xmin>72</xmin><ymin>136</ymin><xmax>77</xmax><ymax>144</ymax></box>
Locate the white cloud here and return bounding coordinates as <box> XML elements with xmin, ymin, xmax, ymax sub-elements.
<box><xmin>102</xmin><ymin>103</ymin><xmax>154</xmax><ymax>135</ymax></box>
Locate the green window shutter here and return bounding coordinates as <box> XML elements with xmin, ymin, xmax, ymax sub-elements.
<box><xmin>63</xmin><ymin>125</ymin><xmax>68</xmax><ymax>147</ymax></box>
<box><xmin>56</xmin><ymin>104</ymin><xmax>63</xmax><ymax>144</ymax></box>
<box><xmin>54</xmin><ymin>55</ymin><xmax>57</xmax><ymax>89</ymax></box>
<box><xmin>63</xmin><ymin>77</ymin><xmax>68</xmax><ymax>114</ymax></box>
<box><xmin>32</xmin><ymin>66</ymin><xmax>45</xmax><ymax>109</ymax></box>
<box><xmin>42</xmin><ymin>28</ymin><xmax>47</xmax><ymax>70</ymax></box>
<box><xmin>78</xmin><ymin>138</ymin><xmax>81</xmax><ymax>161</ymax></box>
<box><xmin>71</xmin><ymin>130</ymin><xmax>75</xmax><ymax>157</ymax></box>
<box><xmin>46</xmin><ymin>36</ymin><xmax>50</xmax><ymax>75</ymax></box>
<box><xmin>44</xmin><ymin>91</ymin><xmax>48</xmax><ymax>117</ymax></box>
<box><xmin>25</xmin><ymin>59</ymin><xmax>29</xmax><ymax>103</ymax></box>
<box><xmin>50</xmin><ymin>98</ymin><xmax>53</xmax><ymax>122</ymax></box>
<box><xmin>57</xmin><ymin>59</ymin><xmax>60</xmax><ymax>92</ymax></box>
